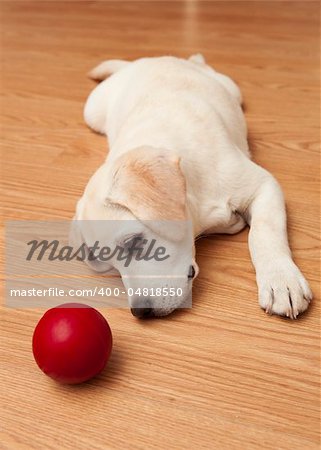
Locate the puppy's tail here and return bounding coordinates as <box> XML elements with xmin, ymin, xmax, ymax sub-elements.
<box><xmin>88</xmin><ymin>59</ymin><xmax>130</xmax><ymax>81</ymax></box>
<box><xmin>189</xmin><ymin>53</ymin><xmax>206</xmax><ymax>64</ymax></box>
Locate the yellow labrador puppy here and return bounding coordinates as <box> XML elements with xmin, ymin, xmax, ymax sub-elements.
<box><xmin>74</xmin><ymin>54</ymin><xmax>312</xmax><ymax>318</ymax></box>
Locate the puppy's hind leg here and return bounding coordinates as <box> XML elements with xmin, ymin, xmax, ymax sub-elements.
<box><xmin>84</xmin><ymin>59</ymin><xmax>130</xmax><ymax>133</ymax></box>
<box><xmin>88</xmin><ymin>59</ymin><xmax>130</xmax><ymax>81</ymax></box>
<box><xmin>83</xmin><ymin>80</ymin><xmax>110</xmax><ymax>134</ymax></box>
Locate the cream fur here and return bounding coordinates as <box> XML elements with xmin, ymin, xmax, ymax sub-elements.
<box><xmin>74</xmin><ymin>54</ymin><xmax>312</xmax><ymax>318</ymax></box>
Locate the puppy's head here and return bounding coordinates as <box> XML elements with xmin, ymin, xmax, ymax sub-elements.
<box><xmin>72</xmin><ymin>146</ymin><xmax>198</xmax><ymax>317</ymax></box>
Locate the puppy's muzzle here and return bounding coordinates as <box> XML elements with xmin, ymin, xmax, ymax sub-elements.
<box><xmin>131</xmin><ymin>306</ymin><xmax>154</xmax><ymax>319</ymax></box>
<box><xmin>188</xmin><ymin>264</ymin><xmax>196</xmax><ymax>279</ymax></box>
<box><xmin>130</xmin><ymin>265</ymin><xmax>197</xmax><ymax>318</ymax></box>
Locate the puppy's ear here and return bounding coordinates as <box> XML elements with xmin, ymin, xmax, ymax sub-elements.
<box><xmin>106</xmin><ymin>148</ymin><xmax>188</xmax><ymax>240</ymax></box>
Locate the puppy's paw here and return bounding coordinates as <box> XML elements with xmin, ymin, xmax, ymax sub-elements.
<box><xmin>257</xmin><ymin>259</ymin><xmax>312</xmax><ymax>319</ymax></box>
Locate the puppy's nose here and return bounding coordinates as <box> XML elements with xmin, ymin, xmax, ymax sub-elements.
<box><xmin>131</xmin><ymin>307</ymin><xmax>154</xmax><ymax>319</ymax></box>
<box><xmin>188</xmin><ymin>265</ymin><xmax>196</xmax><ymax>279</ymax></box>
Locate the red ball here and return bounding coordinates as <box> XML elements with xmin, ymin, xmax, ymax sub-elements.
<box><xmin>32</xmin><ymin>303</ymin><xmax>112</xmax><ymax>384</ymax></box>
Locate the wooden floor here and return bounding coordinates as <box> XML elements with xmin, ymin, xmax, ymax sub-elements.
<box><xmin>1</xmin><ymin>2</ymin><xmax>320</xmax><ymax>449</ymax></box>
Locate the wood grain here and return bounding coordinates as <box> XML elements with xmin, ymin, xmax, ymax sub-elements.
<box><xmin>0</xmin><ymin>2</ymin><xmax>320</xmax><ymax>449</ymax></box>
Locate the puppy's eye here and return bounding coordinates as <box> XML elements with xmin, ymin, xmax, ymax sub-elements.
<box><xmin>123</xmin><ymin>234</ymin><xmax>145</xmax><ymax>251</ymax></box>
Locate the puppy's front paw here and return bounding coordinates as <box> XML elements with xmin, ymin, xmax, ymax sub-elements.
<box><xmin>257</xmin><ymin>259</ymin><xmax>312</xmax><ymax>319</ymax></box>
